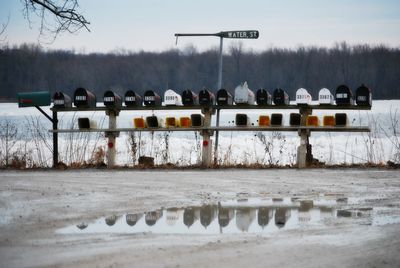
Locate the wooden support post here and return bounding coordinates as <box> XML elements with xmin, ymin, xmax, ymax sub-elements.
<box><xmin>105</xmin><ymin>110</ymin><xmax>119</xmax><ymax>168</ymax></box>
<box><xmin>201</xmin><ymin>108</ymin><xmax>213</xmax><ymax>167</ymax></box>
<box><xmin>297</xmin><ymin>107</ymin><xmax>312</xmax><ymax>168</ymax></box>
<box><xmin>213</xmin><ymin>108</ymin><xmax>220</xmax><ymax>166</ymax></box>
<box><xmin>52</xmin><ymin>110</ymin><xmax>58</xmax><ymax>168</ymax></box>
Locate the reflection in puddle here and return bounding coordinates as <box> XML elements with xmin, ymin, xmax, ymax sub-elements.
<box><xmin>57</xmin><ymin>197</ymin><xmax>399</xmax><ymax>235</ymax></box>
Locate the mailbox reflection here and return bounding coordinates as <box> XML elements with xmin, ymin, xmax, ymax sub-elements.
<box><xmin>218</xmin><ymin>206</ymin><xmax>234</xmax><ymax>227</ymax></box>
<box><xmin>145</xmin><ymin>210</ymin><xmax>163</xmax><ymax>226</ymax></box>
<box><xmin>69</xmin><ymin>198</ymin><xmax>346</xmax><ymax>234</ymax></box>
<box><xmin>126</xmin><ymin>213</ymin><xmax>143</xmax><ymax>226</ymax></box>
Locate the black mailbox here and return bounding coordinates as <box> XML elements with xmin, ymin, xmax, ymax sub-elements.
<box><xmin>256</xmin><ymin>89</ymin><xmax>272</xmax><ymax>105</ymax></box>
<box><xmin>181</xmin><ymin>90</ymin><xmax>199</xmax><ymax>106</ymax></box>
<box><xmin>103</xmin><ymin>91</ymin><xmax>122</xmax><ymax>108</ymax></box>
<box><xmin>216</xmin><ymin>88</ymin><xmax>233</xmax><ymax>106</ymax></box>
<box><xmin>356</xmin><ymin>84</ymin><xmax>372</xmax><ymax>106</ymax></box>
<box><xmin>143</xmin><ymin>90</ymin><xmax>161</xmax><ymax>106</ymax></box>
<box><xmin>198</xmin><ymin>89</ymin><xmax>215</xmax><ymax>106</ymax></box>
<box><xmin>73</xmin><ymin>87</ymin><xmax>97</xmax><ymax>108</ymax></box>
<box><xmin>146</xmin><ymin>116</ymin><xmax>160</xmax><ymax>128</ymax></box>
<box><xmin>53</xmin><ymin>92</ymin><xmax>72</xmax><ymax>108</ymax></box>
<box><xmin>271</xmin><ymin>113</ymin><xmax>283</xmax><ymax>126</ymax></box>
<box><xmin>236</xmin><ymin>113</ymin><xmax>250</xmax><ymax>126</ymax></box>
<box><xmin>289</xmin><ymin>113</ymin><xmax>301</xmax><ymax>126</ymax></box>
<box><xmin>191</xmin><ymin>114</ymin><xmax>204</xmax><ymax>127</ymax></box>
<box><xmin>335</xmin><ymin>85</ymin><xmax>354</xmax><ymax>105</ymax></box>
<box><xmin>273</xmin><ymin>88</ymin><xmax>290</xmax><ymax>105</ymax></box>
<box><xmin>78</xmin><ymin>118</ymin><xmax>90</xmax><ymax>129</ymax></box>
<box><xmin>335</xmin><ymin>113</ymin><xmax>348</xmax><ymax>126</ymax></box>
<box><xmin>124</xmin><ymin>90</ymin><xmax>142</xmax><ymax>107</ymax></box>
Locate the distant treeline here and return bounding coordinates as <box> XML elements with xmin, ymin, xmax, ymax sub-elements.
<box><xmin>0</xmin><ymin>42</ymin><xmax>399</xmax><ymax>100</ymax></box>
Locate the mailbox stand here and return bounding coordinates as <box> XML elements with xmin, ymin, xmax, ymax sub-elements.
<box><xmin>297</xmin><ymin>107</ymin><xmax>313</xmax><ymax>168</ymax></box>
<box><xmin>52</xmin><ymin>110</ymin><xmax>59</xmax><ymax>167</ymax></box>
<box><xmin>105</xmin><ymin>110</ymin><xmax>119</xmax><ymax>167</ymax></box>
<box><xmin>201</xmin><ymin>108</ymin><xmax>214</xmax><ymax>167</ymax></box>
<box><xmin>50</xmin><ymin>104</ymin><xmax>370</xmax><ymax>169</ymax></box>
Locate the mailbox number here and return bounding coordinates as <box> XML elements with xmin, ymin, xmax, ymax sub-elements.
<box><xmin>104</xmin><ymin>97</ymin><xmax>115</xmax><ymax>102</ymax></box>
<box><xmin>165</xmin><ymin>96</ymin><xmax>177</xmax><ymax>101</ymax></box>
<box><xmin>125</xmin><ymin>96</ymin><xmax>136</xmax><ymax>101</ymax></box>
<box><xmin>76</xmin><ymin>95</ymin><xmax>86</xmax><ymax>101</ymax></box>
<box><xmin>320</xmin><ymin>95</ymin><xmax>331</xmax><ymax>100</ymax></box>
<box><xmin>145</xmin><ymin>96</ymin><xmax>155</xmax><ymax>101</ymax></box>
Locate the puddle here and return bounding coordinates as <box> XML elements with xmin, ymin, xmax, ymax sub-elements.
<box><xmin>57</xmin><ymin>197</ymin><xmax>400</xmax><ymax>235</ymax></box>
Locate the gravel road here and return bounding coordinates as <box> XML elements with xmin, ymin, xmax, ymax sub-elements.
<box><xmin>1</xmin><ymin>169</ymin><xmax>400</xmax><ymax>267</ymax></box>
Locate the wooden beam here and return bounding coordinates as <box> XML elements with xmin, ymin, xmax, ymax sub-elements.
<box><xmin>51</xmin><ymin>104</ymin><xmax>372</xmax><ymax>112</ymax></box>
<box><xmin>49</xmin><ymin>126</ymin><xmax>370</xmax><ymax>133</ymax></box>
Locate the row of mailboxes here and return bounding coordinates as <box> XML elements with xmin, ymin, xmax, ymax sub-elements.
<box><xmin>133</xmin><ymin>114</ymin><xmax>205</xmax><ymax>128</ymax></box>
<box><xmin>234</xmin><ymin>113</ymin><xmax>349</xmax><ymax>127</ymax></box>
<box><xmin>52</xmin><ymin>84</ymin><xmax>371</xmax><ymax>108</ymax></box>
<box><xmin>77</xmin><ymin>113</ymin><xmax>349</xmax><ymax>129</ymax></box>
<box><xmin>336</xmin><ymin>84</ymin><xmax>372</xmax><ymax>106</ymax></box>
<box><xmin>53</xmin><ymin>87</ymin><xmax>290</xmax><ymax>108</ymax></box>
<box><xmin>297</xmin><ymin>85</ymin><xmax>372</xmax><ymax>106</ymax></box>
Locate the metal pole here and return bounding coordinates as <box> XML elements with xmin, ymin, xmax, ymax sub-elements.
<box><xmin>214</xmin><ymin>36</ymin><xmax>223</xmax><ymax>165</ymax></box>
<box><xmin>52</xmin><ymin>110</ymin><xmax>58</xmax><ymax>168</ymax></box>
<box><xmin>218</xmin><ymin>36</ymin><xmax>223</xmax><ymax>90</ymax></box>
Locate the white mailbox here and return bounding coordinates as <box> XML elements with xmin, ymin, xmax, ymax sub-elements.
<box><xmin>234</xmin><ymin>81</ymin><xmax>255</xmax><ymax>105</ymax></box>
<box><xmin>296</xmin><ymin>88</ymin><xmax>312</xmax><ymax>105</ymax></box>
<box><xmin>164</xmin><ymin>89</ymin><xmax>183</xmax><ymax>106</ymax></box>
<box><xmin>318</xmin><ymin>88</ymin><xmax>334</xmax><ymax>105</ymax></box>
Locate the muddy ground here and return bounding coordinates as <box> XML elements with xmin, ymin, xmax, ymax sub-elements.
<box><xmin>0</xmin><ymin>169</ymin><xmax>400</xmax><ymax>268</ymax></box>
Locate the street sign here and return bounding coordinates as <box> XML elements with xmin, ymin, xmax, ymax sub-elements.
<box><xmin>220</xmin><ymin>30</ymin><xmax>259</xmax><ymax>39</ymax></box>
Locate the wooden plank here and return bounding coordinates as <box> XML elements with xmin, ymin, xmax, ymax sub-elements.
<box><xmin>51</xmin><ymin>104</ymin><xmax>372</xmax><ymax>112</ymax></box>
<box><xmin>50</xmin><ymin>126</ymin><xmax>370</xmax><ymax>133</ymax></box>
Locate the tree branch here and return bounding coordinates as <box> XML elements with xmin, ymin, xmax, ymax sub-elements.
<box><xmin>23</xmin><ymin>0</ymin><xmax>90</xmax><ymax>42</ymax></box>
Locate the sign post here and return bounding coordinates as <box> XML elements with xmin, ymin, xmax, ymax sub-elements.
<box><xmin>175</xmin><ymin>30</ymin><xmax>259</xmax><ymax>166</ymax></box>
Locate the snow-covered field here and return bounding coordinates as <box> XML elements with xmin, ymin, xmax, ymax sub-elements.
<box><xmin>0</xmin><ymin>100</ymin><xmax>399</xmax><ymax>166</ymax></box>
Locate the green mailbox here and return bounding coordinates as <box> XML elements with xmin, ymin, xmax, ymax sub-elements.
<box><xmin>17</xmin><ymin>91</ymin><xmax>51</xmax><ymax>107</ymax></box>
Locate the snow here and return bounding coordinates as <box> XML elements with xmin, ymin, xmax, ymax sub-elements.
<box><xmin>0</xmin><ymin>100</ymin><xmax>399</xmax><ymax>166</ymax></box>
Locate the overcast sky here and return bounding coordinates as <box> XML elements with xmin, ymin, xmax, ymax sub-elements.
<box><xmin>1</xmin><ymin>0</ymin><xmax>399</xmax><ymax>53</ymax></box>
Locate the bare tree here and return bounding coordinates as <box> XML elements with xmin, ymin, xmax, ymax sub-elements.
<box><xmin>22</xmin><ymin>0</ymin><xmax>90</xmax><ymax>42</ymax></box>
<box><xmin>0</xmin><ymin>14</ymin><xmax>10</xmax><ymax>42</ymax></box>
